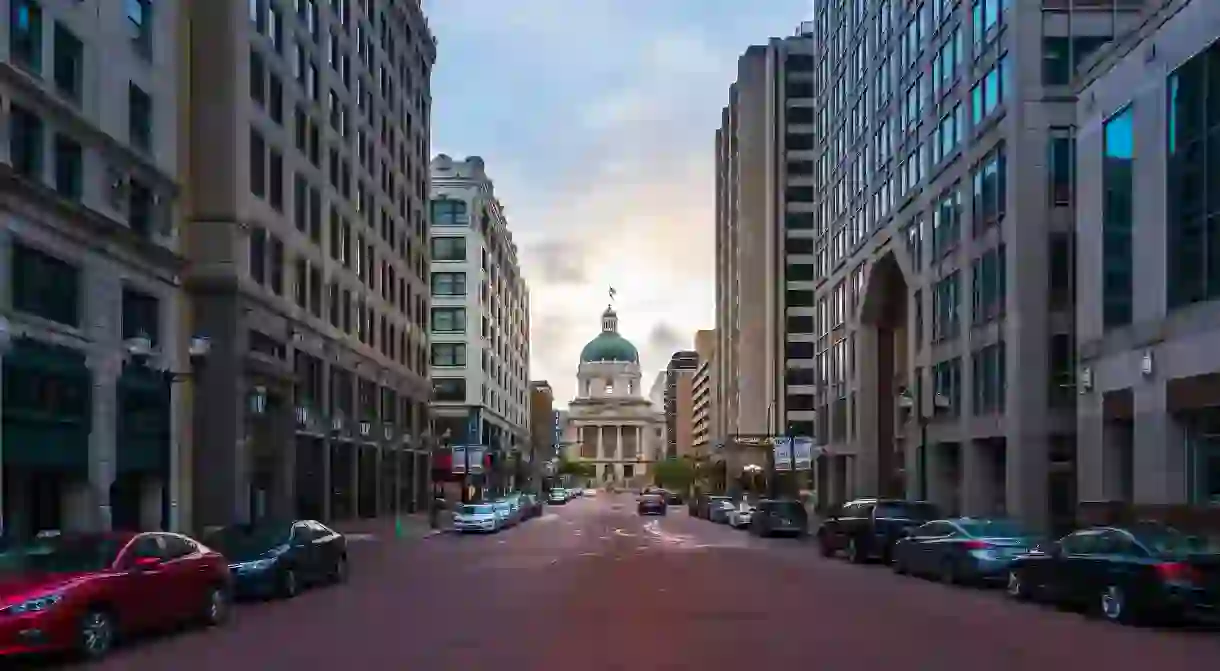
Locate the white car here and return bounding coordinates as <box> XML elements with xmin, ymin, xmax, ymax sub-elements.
<box><xmin>583</xmin><ymin>488</ymin><xmax>598</xmax><ymax>497</ymax></box>
<box><xmin>453</xmin><ymin>503</ymin><xmax>500</xmax><ymax>533</ymax></box>
<box><xmin>493</xmin><ymin>500</ymin><xmax>517</xmax><ymax>527</ymax></box>
<box><xmin>728</xmin><ymin>504</ymin><xmax>756</xmax><ymax>529</ymax></box>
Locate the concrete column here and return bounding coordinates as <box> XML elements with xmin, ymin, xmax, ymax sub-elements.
<box><xmin>854</xmin><ymin>326</ymin><xmax>880</xmax><ymax>496</ymax></box>
<box><xmin>615</xmin><ymin>425</ymin><xmax>623</xmax><ymax>461</ymax></box>
<box><xmin>594</xmin><ymin>424</ymin><xmax>602</xmax><ymax>460</ymax></box>
<box><xmin>961</xmin><ymin>440</ymin><xmax>997</xmax><ymax>516</ymax></box>
<box><xmin>1133</xmin><ymin>382</ymin><xmax>1187</xmax><ymax>504</ymax></box>
<box><xmin>1006</xmin><ymin>437</ymin><xmax>1050</xmax><ymax>532</ymax></box>
<box><xmin>87</xmin><ymin>354</ymin><xmax>121</xmax><ymax>532</ymax></box>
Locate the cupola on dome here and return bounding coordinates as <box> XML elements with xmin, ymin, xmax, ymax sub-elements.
<box><xmin>578</xmin><ymin>307</ymin><xmax>639</xmax><ymax>363</ymax></box>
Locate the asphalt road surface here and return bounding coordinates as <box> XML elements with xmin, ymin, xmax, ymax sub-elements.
<box><xmin>39</xmin><ymin>493</ymin><xmax>1220</xmax><ymax>670</ymax></box>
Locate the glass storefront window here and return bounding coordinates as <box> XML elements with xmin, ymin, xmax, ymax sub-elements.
<box><xmin>1187</xmin><ymin>412</ymin><xmax>1220</xmax><ymax>505</ymax></box>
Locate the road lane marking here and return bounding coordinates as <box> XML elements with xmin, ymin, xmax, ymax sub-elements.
<box><xmin>345</xmin><ymin>533</ymin><xmax>378</xmax><ymax>542</ymax></box>
<box><xmin>613</xmin><ymin>528</ymin><xmax>635</xmax><ymax>537</ymax></box>
<box><xmin>580</xmin><ymin>552</ymin><xmax>599</xmax><ymax>557</ymax></box>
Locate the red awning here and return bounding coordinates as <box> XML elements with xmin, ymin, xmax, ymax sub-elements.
<box><xmin>432</xmin><ymin>452</ymin><xmax>452</xmax><ymax>472</ymax></box>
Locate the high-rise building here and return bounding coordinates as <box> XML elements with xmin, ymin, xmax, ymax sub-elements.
<box><xmin>665</xmin><ymin>351</ymin><xmax>698</xmax><ymax>459</ymax></box>
<box><xmin>1</xmin><ymin>0</ymin><xmax>190</xmax><ymax>535</ymax></box>
<box><xmin>802</xmin><ymin>1</ymin><xmax>1144</xmax><ymax>529</ymax></box>
<box><xmin>1074</xmin><ymin>0</ymin><xmax>1220</xmax><ymax>522</ymax></box>
<box><xmin>184</xmin><ymin>0</ymin><xmax>437</xmax><ymax>528</ymax></box>
<box><xmin>715</xmin><ymin>25</ymin><xmax>815</xmax><ymax>484</ymax></box>
<box><xmin>691</xmin><ymin>330</ymin><xmax>717</xmax><ymax>457</ymax></box>
<box><xmin>428</xmin><ymin>155</ymin><xmax>531</xmax><ymax>487</ymax></box>
<box><xmin>528</xmin><ymin>380</ymin><xmax>554</xmax><ymax>479</ymax></box>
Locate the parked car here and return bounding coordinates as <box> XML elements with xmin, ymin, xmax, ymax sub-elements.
<box><xmin>708</xmin><ymin>498</ymin><xmax>736</xmax><ymax>524</ymax></box>
<box><xmin>548</xmin><ymin>488</ymin><xmax>568</xmax><ymax>504</ymax></box>
<box><xmin>727</xmin><ymin>503</ymin><xmax>756</xmax><ymax>529</ymax></box>
<box><xmin>0</xmin><ymin>531</ymin><xmax>231</xmax><ymax>662</ymax></box>
<box><xmin>665</xmin><ymin>490</ymin><xmax>684</xmax><ymax>506</ymax></box>
<box><xmin>699</xmin><ymin>496</ymin><xmax>732</xmax><ymax>521</ymax></box>
<box><xmin>205</xmin><ymin>520</ymin><xmax>348</xmax><ymax>600</ymax></box>
<box><xmin>638</xmin><ymin>494</ymin><xmax>667</xmax><ymax>516</ymax></box>
<box><xmin>453</xmin><ymin>503</ymin><xmax>502</xmax><ymax>533</ymax></box>
<box><xmin>749</xmin><ymin>499</ymin><xmax>808</xmax><ymax>537</ymax></box>
<box><xmin>583</xmin><ymin>488</ymin><xmax>599</xmax><ymax>497</ymax></box>
<box><xmin>891</xmin><ymin>517</ymin><xmax>1038</xmax><ymax>584</ymax></box>
<box><xmin>817</xmin><ymin>498</ymin><xmax>941</xmax><ymax>563</ymax></box>
<box><xmin>493</xmin><ymin>499</ymin><xmax>520</xmax><ymax>527</ymax></box>
<box><xmin>1005</xmin><ymin>522</ymin><xmax>1220</xmax><ymax>625</ymax></box>
<box><xmin>520</xmin><ymin>493</ymin><xmax>544</xmax><ymax>519</ymax></box>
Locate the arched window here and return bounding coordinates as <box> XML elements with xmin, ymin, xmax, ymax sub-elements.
<box><xmin>430</xmin><ymin>198</ymin><xmax>469</xmax><ymax>226</ymax></box>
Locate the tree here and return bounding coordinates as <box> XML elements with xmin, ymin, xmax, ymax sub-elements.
<box><xmin>556</xmin><ymin>457</ymin><xmax>596</xmax><ymax>479</ymax></box>
<box><xmin>652</xmin><ymin>457</ymin><xmax>695</xmax><ymax>492</ymax></box>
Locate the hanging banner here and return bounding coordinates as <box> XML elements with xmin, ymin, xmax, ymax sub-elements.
<box><xmin>451</xmin><ymin>446</ymin><xmax>468</xmax><ymax>474</ymax></box>
<box><xmin>793</xmin><ymin>437</ymin><xmax>814</xmax><ymax>471</ymax></box>
<box><xmin>773</xmin><ymin>437</ymin><xmax>793</xmax><ymax>472</ymax></box>
<box><xmin>468</xmin><ymin>447</ymin><xmax>486</xmax><ymax>475</ymax></box>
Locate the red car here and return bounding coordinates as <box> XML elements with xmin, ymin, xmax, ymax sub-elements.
<box><xmin>0</xmin><ymin>531</ymin><xmax>232</xmax><ymax>661</ymax></box>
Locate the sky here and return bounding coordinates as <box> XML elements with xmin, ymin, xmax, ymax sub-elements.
<box><xmin>424</xmin><ymin>0</ymin><xmax>812</xmax><ymax>406</ymax></box>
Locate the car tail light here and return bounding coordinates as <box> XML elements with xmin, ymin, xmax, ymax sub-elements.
<box><xmin>1155</xmin><ymin>562</ymin><xmax>1202</xmax><ymax>584</ymax></box>
<box><xmin>962</xmin><ymin>540</ymin><xmax>993</xmax><ymax>551</ymax></box>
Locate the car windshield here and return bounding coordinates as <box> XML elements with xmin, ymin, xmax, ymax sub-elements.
<box><xmin>1129</xmin><ymin>523</ymin><xmax>1219</xmax><ymax>555</ymax></box>
<box><xmin>957</xmin><ymin>519</ymin><xmax>1027</xmax><ymax>538</ymax></box>
<box><xmin>495</xmin><ymin>501</ymin><xmax>510</xmax><ymax>509</ymax></box>
<box><xmin>462</xmin><ymin>505</ymin><xmax>495</xmax><ymax>515</ymax></box>
<box><xmin>204</xmin><ymin>523</ymin><xmax>292</xmax><ymax>555</ymax></box>
<box><xmin>767</xmin><ymin>501</ymin><xmax>805</xmax><ymax>517</ymax></box>
<box><xmin>0</xmin><ymin>536</ymin><xmax>123</xmax><ymax>574</ymax></box>
<box><xmin>875</xmin><ymin>502</ymin><xmax>939</xmax><ymax>520</ymax></box>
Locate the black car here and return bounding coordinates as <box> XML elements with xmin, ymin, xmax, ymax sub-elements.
<box><xmin>638</xmin><ymin>494</ymin><xmax>667</xmax><ymax>516</ymax></box>
<box><xmin>817</xmin><ymin>498</ymin><xmax>941</xmax><ymax>563</ymax></box>
<box><xmin>1006</xmin><ymin>523</ymin><xmax>1220</xmax><ymax>625</ymax></box>
<box><xmin>204</xmin><ymin>519</ymin><xmax>348</xmax><ymax>599</ymax></box>
<box><xmin>749</xmin><ymin>499</ymin><xmax>808</xmax><ymax>537</ymax></box>
<box><xmin>665</xmin><ymin>490</ymin><xmax>683</xmax><ymax>505</ymax></box>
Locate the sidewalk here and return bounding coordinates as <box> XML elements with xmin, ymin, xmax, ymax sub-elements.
<box><xmin>333</xmin><ymin>511</ymin><xmax>453</xmax><ymax>541</ymax></box>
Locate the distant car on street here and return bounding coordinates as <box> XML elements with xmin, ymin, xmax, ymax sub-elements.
<box><xmin>453</xmin><ymin>504</ymin><xmax>502</xmax><ymax>533</ymax></box>
<box><xmin>583</xmin><ymin>488</ymin><xmax>598</xmax><ymax>497</ymax></box>
<box><xmin>749</xmin><ymin>499</ymin><xmax>808</xmax><ymax>537</ymax></box>
<box><xmin>708</xmin><ymin>498</ymin><xmax>735</xmax><ymax>524</ymax></box>
<box><xmin>548</xmin><ymin>488</ymin><xmax>568</xmax><ymax>504</ymax></box>
<box><xmin>891</xmin><ymin>517</ymin><xmax>1038</xmax><ymax>584</ymax></box>
<box><xmin>817</xmin><ymin>498</ymin><xmax>941</xmax><ymax>563</ymax></box>
<box><xmin>638</xmin><ymin>494</ymin><xmax>667</xmax><ymax>516</ymax></box>
<box><xmin>493</xmin><ymin>498</ymin><xmax>521</xmax><ymax>527</ymax></box>
<box><xmin>727</xmin><ymin>503</ymin><xmax>756</xmax><ymax>529</ymax></box>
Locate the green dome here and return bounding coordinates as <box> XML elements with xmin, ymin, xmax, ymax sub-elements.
<box><xmin>579</xmin><ymin>306</ymin><xmax>639</xmax><ymax>363</ymax></box>
<box><xmin>580</xmin><ymin>332</ymin><xmax>639</xmax><ymax>363</ymax></box>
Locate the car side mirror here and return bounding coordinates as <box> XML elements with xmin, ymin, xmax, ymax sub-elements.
<box><xmin>133</xmin><ymin>556</ymin><xmax>161</xmax><ymax>571</ymax></box>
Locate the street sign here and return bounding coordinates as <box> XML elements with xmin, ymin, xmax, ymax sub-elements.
<box><xmin>793</xmin><ymin>437</ymin><xmax>813</xmax><ymax>470</ymax></box>
<box><xmin>452</xmin><ymin>446</ymin><xmax>467</xmax><ymax>474</ymax></box>
<box><xmin>773</xmin><ymin>437</ymin><xmax>793</xmax><ymax>472</ymax></box>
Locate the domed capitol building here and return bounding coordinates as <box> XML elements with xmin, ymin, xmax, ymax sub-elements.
<box><xmin>560</xmin><ymin>306</ymin><xmax>666</xmax><ymax>487</ymax></box>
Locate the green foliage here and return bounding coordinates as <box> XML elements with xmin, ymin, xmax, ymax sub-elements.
<box><xmin>557</xmin><ymin>457</ymin><xmax>596</xmax><ymax>478</ymax></box>
<box><xmin>652</xmin><ymin>457</ymin><xmax>695</xmax><ymax>491</ymax></box>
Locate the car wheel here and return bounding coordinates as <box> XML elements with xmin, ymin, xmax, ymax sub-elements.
<box><xmin>847</xmin><ymin>537</ymin><xmax>864</xmax><ymax>563</ymax></box>
<box><xmin>202</xmin><ymin>585</ymin><xmax>230</xmax><ymax>626</ymax></box>
<box><xmin>77</xmin><ymin>608</ymin><xmax>116</xmax><ymax>661</ymax></box>
<box><xmin>280</xmin><ymin>568</ymin><xmax>300</xmax><ymax>598</ymax></box>
<box><xmin>332</xmin><ymin>555</ymin><xmax>349</xmax><ymax>584</ymax></box>
<box><xmin>939</xmin><ymin>558</ymin><xmax>958</xmax><ymax>585</ymax></box>
<box><xmin>1100</xmin><ymin>584</ymin><xmax>1132</xmax><ymax>624</ymax></box>
<box><xmin>1006</xmin><ymin>570</ymin><xmax>1032</xmax><ymax>600</ymax></box>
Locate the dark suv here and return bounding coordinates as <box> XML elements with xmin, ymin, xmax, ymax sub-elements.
<box><xmin>749</xmin><ymin>499</ymin><xmax>808</xmax><ymax>538</ymax></box>
<box><xmin>816</xmin><ymin>498</ymin><xmax>941</xmax><ymax>563</ymax></box>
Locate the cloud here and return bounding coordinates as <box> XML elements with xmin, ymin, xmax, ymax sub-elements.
<box><xmin>521</xmin><ymin>240</ymin><xmax>588</xmax><ymax>285</ymax></box>
<box><xmin>647</xmin><ymin>322</ymin><xmax>686</xmax><ymax>354</ymax></box>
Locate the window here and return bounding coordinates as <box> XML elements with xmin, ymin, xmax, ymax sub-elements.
<box><xmin>269</xmin><ymin>73</ymin><xmax>284</xmax><ymax>124</ymax></box>
<box><xmin>431</xmin><ymin>236</ymin><xmax>465</xmax><ymax>261</ymax></box>
<box><xmin>932</xmin><ymin>357</ymin><xmax>961</xmax><ymax>417</ymax></box>
<box><xmin>905</xmin><ymin>213</ymin><xmax>924</xmax><ymax>270</ymax></box>
<box><xmin>121</xmin><ymin>287</ymin><xmax>160</xmax><ymax>345</ymax></box>
<box><xmin>931</xmin><ymin>272</ymin><xmax>960</xmax><ymax>342</ymax></box>
<box><xmin>1048</xmin><ymin>130</ymin><xmax>1074</xmax><ymax>207</ymax></box>
<box><xmin>1103</xmin><ymin>106</ymin><xmax>1134</xmax><ymax>328</ymax></box>
<box><xmin>431</xmin><ymin>343</ymin><xmax>466</xmax><ymax>367</ymax></box>
<box><xmin>294</xmin><ymin>258</ymin><xmax>308</xmax><ymax>307</ymax></box>
<box><xmin>432</xmin><ymin>378</ymin><xmax>467</xmax><ymax>402</ymax></box>
<box><xmin>430</xmin><ymin>198</ymin><xmax>468</xmax><ymax>226</ymax></box>
<box><xmin>12</xmin><ymin>242</ymin><xmax>80</xmax><ymax>327</ymax></box>
<box><xmin>431</xmin><ymin>307</ymin><xmax>466</xmax><ymax>332</ymax></box>
<box><xmin>970</xmin><ymin>0</ymin><xmax>1003</xmax><ymax>50</ymax></box>
<box><xmin>53</xmin><ymin>134</ymin><xmax>82</xmax><ymax>200</ymax></box>
<box><xmin>268</xmin><ymin>148</ymin><xmax>284</xmax><ymax>211</ymax></box>
<box><xmin>250</xmin><ymin>49</ymin><xmax>266</xmax><ymax>105</ymax></box>
<box><xmin>53</xmin><ymin>23</ymin><xmax>84</xmax><ymax>100</ymax></box>
<box><xmin>431</xmin><ymin>272</ymin><xmax>466</xmax><ymax>296</ymax></box>
<box><xmin>10</xmin><ymin>0</ymin><xmax>42</xmax><ymax>72</ymax></box>
<box><xmin>249</xmin><ymin>128</ymin><xmax>266</xmax><ymax>197</ymax></box>
<box><xmin>1043</xmin><ymin>36</ymin><xmax>1112</xmax><ymax>86</ymax></box>
<box><xmin>9</xmin><ymin>105</ymin><xmax>44</xmax><ymax>180</ymax></box>
<box><xmin>971</xmin><ymin>341</ymin><xmax>1005</xmax><ymax>414</ymax></box>
<box><xmin>129</xmin><ymin>179</ymin><xmax>154</xmax><ymax>237</ymax></box>
<box><xmin>126</xmin><ymin>0</ymin><xmax>152</xmax><ymax>58</ymax></box>
<box><xmin>970</xmin><ymin>56</ymin><xmax>1008</xmax><ymax>125</ymax></box>
<box><xmin>970</xmin><ymin>245</ymin><xmax>1006</xmax><ymax>324</ymax></box>
<box><xmin>971</xmin><ymin>146</ymin><xmax>1006</xmax><ymax>233</ymax></box>
<box><xmin>128</xmin><ymin>83</ymin><xmax>152</xmax><ymax>151</ymax></box>
<box><xmin>249</xmin><ymin>227</ymin><xmax>267</xmax><ymax>284</ymax></box>
<box><xmin>931</xmin><ymin>185</ymin><xmax>961</xmax><ymax>257</ymax></box>
<box><xmin>269</xmin><ymin>234</ymin><xmax>284</xmax><ymax>295</ymax></box>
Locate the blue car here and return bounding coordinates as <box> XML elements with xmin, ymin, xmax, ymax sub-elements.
<box><xmin>204</xmin><ymin>520</ymin><xmax>348</xmax><ymax>599</ymax></box>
